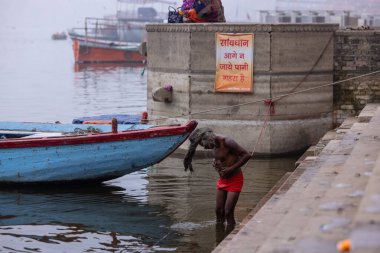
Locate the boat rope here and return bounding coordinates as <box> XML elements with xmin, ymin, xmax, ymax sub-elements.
<box><xmin>147</xmin><ymin>34</ymin><xmax>333</xmax><ymax>124</ymax></box>
<box><xmin>147</xmin><ymin>69</ymin><xmax>380</xmax><ymax>123</ymax></box>
<box><xmin>146</xmin><ymin>68</ymin><xmax>380</xmax><ymax>171</ymax></box>
<box><xmin>121</xmin><ymin>39</ymin><xmax>378</xmax><ymax>251</ymax></box>
<box><xmin>241</xmin><ymin>34</ymin><xmax>333</xmax><ymax>163</ymax></box>
<box><xmin>150</xmin><ymin>205</ymin><xmax>195</xmax><ymax>249</ymax></box>
<box><xmin>252</xmin><ymin>101</ymin><xmax>272</xmax><ymax>155</ymax></box>
<box><xmin>275</xmin><ymin>34</ymin><xmax>333</xmax><ymax>104</ymax></box>
<box><xmin>130</xmin><ymin>44</ymin><xmax>379</xmax><ymax>250</ymax></box>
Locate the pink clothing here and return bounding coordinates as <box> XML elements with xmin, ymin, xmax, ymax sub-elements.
<box><xmin>181</xmin><ymin>0</ymin><xmax>195</xmax><ymax>10</ymax></box>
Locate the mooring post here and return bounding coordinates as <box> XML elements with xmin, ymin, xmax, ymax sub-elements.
<box><xmin>112</xmin><ymin>118</ymin><xmax>118</xmax><ymax>133</ymax></box>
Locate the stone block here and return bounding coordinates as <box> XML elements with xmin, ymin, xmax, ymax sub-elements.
<box><xmin>341</xmin><ymin>105</ymin><xmax>354</xmax><ymax>110</ymax></box>
<box><xmin>147</xmin><ymin>31</ymin><xmax>191</xmax><ymax>71</ymax></box>
<box><xmin>146</xmin><ymin>23</ymin><xmax>337</xmax><ymax>154</ymax></box>
<box><xmin>152</xmin><ymin>86</ymin><xmax>173</xmax><ymax>103</ymax></box>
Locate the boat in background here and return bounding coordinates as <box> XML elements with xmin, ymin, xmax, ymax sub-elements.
<box><xmin>0</xmin><ymin>120</ymin><xmax>197</xmax><ymax>184</ymax></box>
<box><xmin>51</xmin><ymin>32</ymin><xmax>68</xmax><ymax>40</ymax></box>
<box><xmin>68</xmin><ymin>0</ymin><xmax>176</xmax><ymax>63</ymax></box>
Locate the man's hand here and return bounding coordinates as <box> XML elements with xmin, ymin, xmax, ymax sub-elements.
<box><xmin>218</xmin><ymin>167</ymin><xmax>233</xmax><ymax>178</ymax></box>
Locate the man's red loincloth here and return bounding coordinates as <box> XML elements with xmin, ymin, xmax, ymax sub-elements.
<box><xmin>216</xmin><ymin>171</ymin><xmax>244</xmax><ymax>192</ymax></box>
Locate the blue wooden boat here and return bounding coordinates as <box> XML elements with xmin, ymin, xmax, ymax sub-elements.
<box><xmin>0</xmin><ymin>121</ymin><xmax>153</xmax><ymax>133</ymax></box>
<box><xmin>0</xmin><ymin>120</ymin><xmax>197</xmax><ymax>184</ymax></box>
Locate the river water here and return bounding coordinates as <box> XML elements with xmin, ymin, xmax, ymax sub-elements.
<box><xmin>0</xmin><ymin>158</ymin><xmax>296</xmax><ymax>253</ymax></box>
<box><xmin>0</xmin><ymin>1</ymin><xmax>298</xmax><ymax>252</ymax></box>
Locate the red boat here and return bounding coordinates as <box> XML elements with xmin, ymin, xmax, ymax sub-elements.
<box><xmin>69</xmin><ymin>0</ymin><xmax>175</xmax><ymax>64</ymax></box>
<box><xmin>71</xmin><ymin>36</ymin><xmax>145</xmax><ymax>64</ymax></box>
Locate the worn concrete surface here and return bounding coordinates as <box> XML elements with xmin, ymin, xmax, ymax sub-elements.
<box><xmin>146</xmin><ymin>24</ymin><xmax>338</xmax><ymax>155</ymax></box>
<box><xmin>213</xmin><ymin>104</ymin><xmax>380</xmax><ymax>253</ymax></box>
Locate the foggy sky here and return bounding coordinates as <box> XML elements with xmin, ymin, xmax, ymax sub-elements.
<box><xmin>1</xmin><ymin>0</ymin><xmax>379</xmax><ymax>36</ymax></box>
<box><xmin>0</xmin><ymin>0</ymin><xmax>276</xmax><ymax>36</ymax></box>
<box><xmin>222</xmin><ymin>0</ymin><xmax>276</xmax><ymax>21</ymax></box>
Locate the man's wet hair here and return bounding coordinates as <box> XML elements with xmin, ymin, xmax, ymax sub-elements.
<box><xmin>183</xmin><ymin>127</ymin><xmax>215</xmax><ymax>172</ymax></box>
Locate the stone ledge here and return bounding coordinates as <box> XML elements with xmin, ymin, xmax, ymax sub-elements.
<box><xmin>146</xmin><ymin>23</ymin><xmax>338</xmax><ymax>33</ymax></box>
<box><xmin>335</xmin><ymin>29</ymin><xmax>380</xmax><ymax>36</ymax></box>
<box><xmin>358</xmin><ymin>103</ymin><xmax>380</xmax><ymax>122</ymax></box>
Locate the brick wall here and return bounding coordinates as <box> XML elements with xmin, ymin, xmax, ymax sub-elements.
<box><xmin>334</xmin><ymin>29</ymin><xmax>380</xmax><ymax>126</ymax></box>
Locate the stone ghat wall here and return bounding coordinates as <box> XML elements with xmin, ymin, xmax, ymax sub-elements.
<box><xmin>146</xmin><ymin>24</ymin><xmax>337</xmax><ymax>155</ymax></box>
<box><xmin>334</xmin><ymin>29</ymin><xmax>380</xmax><ymax>126</ymax></box>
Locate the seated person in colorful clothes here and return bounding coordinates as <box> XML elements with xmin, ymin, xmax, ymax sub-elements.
<box><xmin>183</xmin><ymin>0</ymin><xmax>225</xmax><ymax>23</ymax></box>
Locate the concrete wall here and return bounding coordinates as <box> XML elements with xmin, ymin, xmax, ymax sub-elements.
<box><xmin>146</xmin><ymin>24</ymin><xmax>338</xmax><ymax>155</ymax></box>
<box><xmin>334</xmin><ymin>29</ymin><xmax>380</xmax><ymax>126</ymax></box>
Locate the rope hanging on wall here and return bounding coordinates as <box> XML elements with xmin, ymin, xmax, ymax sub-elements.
<box><xmin>148</xmin><ymin>70</ymin><xmax>380</xmax><ymax>123</ymax></box>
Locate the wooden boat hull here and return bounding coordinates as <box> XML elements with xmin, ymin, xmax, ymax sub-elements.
<box><xmin>72</xmin><ymin>39</ymin><xmax>145</xmax><ymax>64</ymax></box>
<box><xmin>0</xmin><ymin>121</ymin><xmax>197</xmax><ymax>184</ymax></box>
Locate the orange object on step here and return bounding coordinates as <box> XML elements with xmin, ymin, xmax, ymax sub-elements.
<box><xmin>337</xmin><ymin>239</ymin><xmax>351</xmax><ymax>252</ymax></box>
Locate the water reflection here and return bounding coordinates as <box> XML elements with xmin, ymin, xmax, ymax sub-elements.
<box><xmin>144</xmin><ymin>155</ymin><xmax>297</xmax><ymax>252</ymax></box>
<box><xmin>1</xmin><ymin>11</ymin><xmax>300</xmax><ymax>251</ymax></box>
<box><xmin>72</xmin><ymin>63</ymin><xmax>147</xmax><ymax>118</ymax></box>
<box><xmin>74</xmin><ymin>63</ymin><xmax>146</xmax><ymax>72</ymax></box>
<box><xmin>0</xmin><ymin>36</ymin><xmax>147</xmax><ymax>122</ymax></box>
<box><xmin>0</xmin><ymin>156</ymin><xmax>297</xmax><ymax>253</ymax></box>
<box><xmin>0</xmin><ymin>225</ymin><xmax>160</xmax><ymax>253</ymax></box>
<box><xmin>0</xmin><ymin>171</ymin><xmax>164</xmax><ymax>232</ymax></box>
<box><xmin>0</xmin><ymin>170</ymin><xmax>175</xmax><ymax>253</ymax></box>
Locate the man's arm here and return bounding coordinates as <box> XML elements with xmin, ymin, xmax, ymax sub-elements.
<box><xmin>223</xmin><ymin>137</ymin><xmax>251</xmax><ymax>172</ymax></box>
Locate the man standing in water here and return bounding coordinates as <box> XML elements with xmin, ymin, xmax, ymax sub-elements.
<box><xmin>183</xmin><ymin>128</ymin><xmax>251</xmax><ymax>226</ymax></box>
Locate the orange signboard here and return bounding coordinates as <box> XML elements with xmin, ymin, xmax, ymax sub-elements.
<box><xmin>215</xmin><ymin>33</ymin><xmax>254</xmax><ymax>92</ymax></box>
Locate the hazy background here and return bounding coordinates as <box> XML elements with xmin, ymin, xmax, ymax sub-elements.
<box><xmin>0</xmin><ymin>0</ymin><xmax>120</xmax><ymax>36</ymax></box>
<box><xmin>1</xmin><ymin>0</ymin><xmax>377</xmax><ymax>123</ymax></box>
<box><xmin>1</xmin><ymin>0</ymin><xmax>379</xmax><ymax>37</ymax></box>
<box><xmin>0</xmin><ymin>0</ymin><xmax>276</xmax><ymax>37</ymax></box>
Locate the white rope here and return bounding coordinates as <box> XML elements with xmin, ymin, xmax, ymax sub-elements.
<box><xmin>151</xmin><ymin>205</ymin><xmax>195</xmax><ymax>248</ymax></box>
<box><xmin>149</xmin><ymin>70</ymin><xmax>380</xmax><ymax>123</ymax></box>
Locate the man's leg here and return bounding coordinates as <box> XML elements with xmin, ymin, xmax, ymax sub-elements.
<box><xmin>215</xmin><ymin>189</ymin><xmax>227</xmax><ymax>223</ymax></box>
<box><xmin>224</xmin><ymin>191</ymin><xmax>240</xmax><ymax>226</ymax></box>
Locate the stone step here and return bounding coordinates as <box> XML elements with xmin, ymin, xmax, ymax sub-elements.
<box><xmin>254</xmin><ymin>122</ymin><xmax>371</xmax><ymax>253</ymax></box>
<box><xmin>313</xmin><ymin>116</ymin><xmax>357</xmax><ymax>157</ymax></box>
<box><xmin>215</xmin><ymin>172</ymin><xmax>293</xmax><ymax>251</ymax></box>
<box><xmin>353</xmin><ymin>155</ymin><xmax>380</xmax><ymax>226</ymax></box>
<box><xmin>349</xmin><ymin>149</ymin><xmax>380</xmax><ymax>253</ymax></box>
<box><xmin>257</xmin><ymin>106</ymin><xmax>380</xmax><ymax>253</ymax></box>
<box><xmin>348</xmin><ymin>114</ymin><xmax>380</xmax><ymax>253</ymax></box>
<box><xmin>358</xmin><ymin>103</ymin><xmax>380</xmax><ymax>123</ymax></box>
<box><xmin>213</xmin><ymin>122</ymin><xmax>362</xmax><ymax>253</ymax></box>
<box><xmin>212</xmin><ymin>157</ymin><xmax>314</xmax><ymax>253</ymax></box>
<box><xmin>212</xmin><ymin>104</ymin><xmax>380</xmax><ymax>253</ymax></box>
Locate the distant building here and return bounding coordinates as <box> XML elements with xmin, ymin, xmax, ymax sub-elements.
<box><xmin>258</xmin><ymin>0</ymin><xmax>380</xmax><ymax>27</ymax></box>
